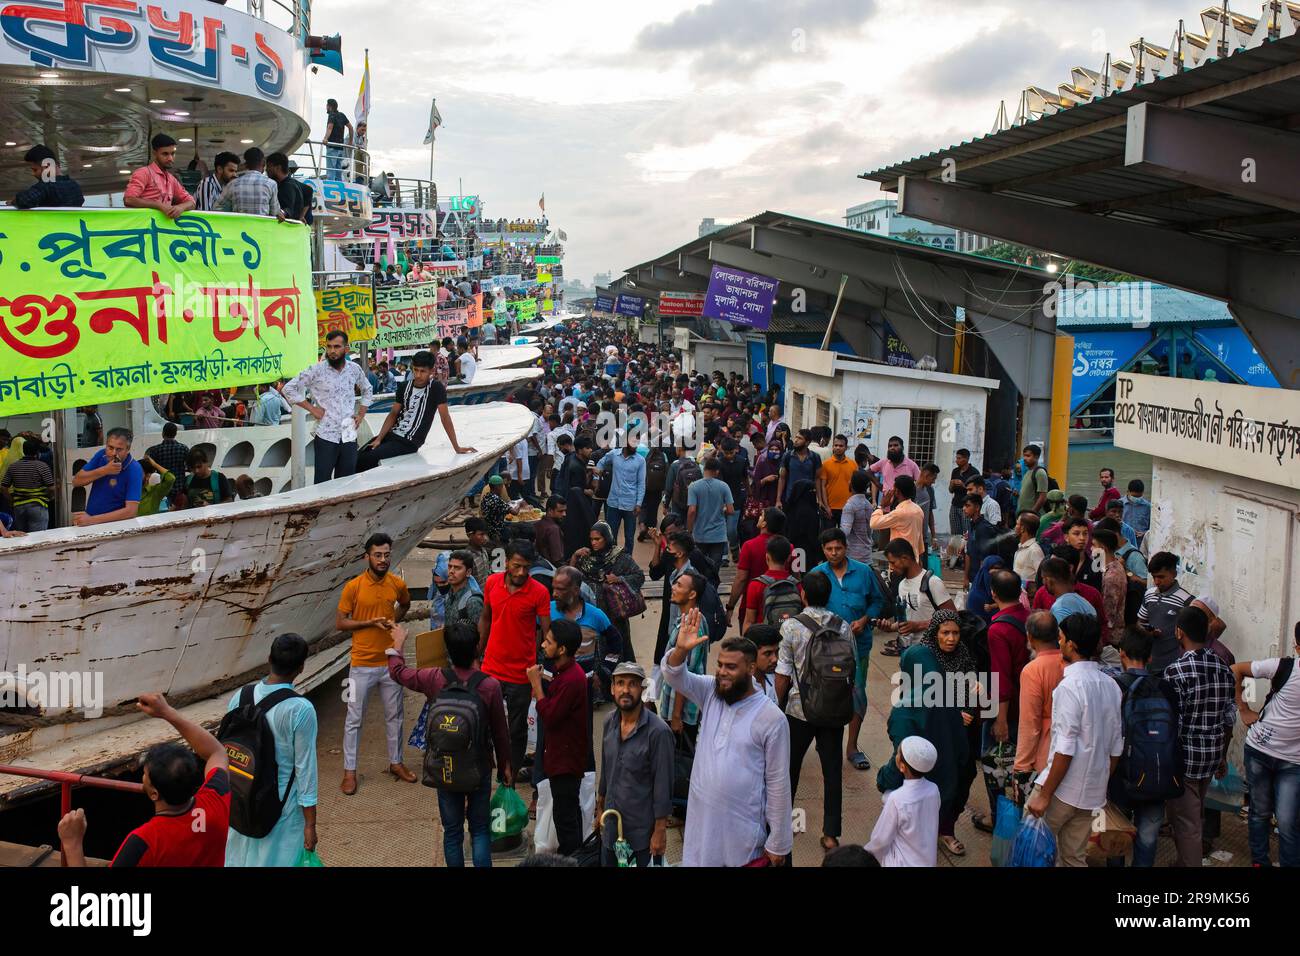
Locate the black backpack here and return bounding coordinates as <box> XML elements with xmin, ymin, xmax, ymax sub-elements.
<box><xmin>422</xmin><ymin>669</ymin><xmax>490</xmax><ymax>793</ymax></box>
<box><xmin>645</xmin><ymin>448</ymin><xmax>669</xmax><ymax>495</ymax></box>
<box><xmin>891</xmin><ymin>570</ymin><xmax>940</xmax><ymax>617</ymax></box>
<box><xmin>1122</xmin><ymin>577</ymin><xmax>1147</xmax><ymax>626</ymax></box>
<box><xmin>217</xmin><ymin>685</ymin><xmax>299</xmax><ymax>838</ymax></box>
<box><xmin>1262</xmin><ymin>657</ymin><xmax>1296</xmax><ymax>718</ymax></box>
<box><xmin>1117</xmin><ymin>673</ymin><xmax>1184</xmax><ymax>802</ymax></box>
<box><xmin>793</xmin><ymin>612</ymin><xmax>856</xmax><ymax>727</ymax></box>
<box><xmin>759</xmin><ymin>575</ymin><xmax>803</xmax><ymax>626</ymax></box>
<box><xmin>670</xmin><ymin>459</ymin><xmax>703</xmax><ymax>513</ymax></box>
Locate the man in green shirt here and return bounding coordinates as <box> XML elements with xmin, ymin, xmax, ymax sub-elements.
<box><xmin>1017</xmin><ymin>443</ymin><xmax>1050</xmax><ymax>515</ymax></box>
<box><xmin>137</xmin><ymin>456</ymin><xmax>176</xmax><ymax>516</ymax></box>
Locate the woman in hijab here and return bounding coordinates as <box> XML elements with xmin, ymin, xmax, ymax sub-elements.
<box><xmin>966</xmin><ymin>554</ymin><xmax>1005</xmax><ymax>625</ymax></box>
<box><xmin>877</xmin><ymin>631</ymin><xmax>970</xmax><ymax>857</ymax></box>
<box><xmin>573</xmin><ymin>521</ymin><xmax>646</xmax><ymax>662</ymax></box>
<box><xmin>918</xmin><ymin>608</ymin><xmax>983</xmax><ymax>852</ymax></box>
<box><xmin>748</xmin><ymin>437</ymin><xmax>783</xmax><ymax>513</ymax></box>
<box><xmin>784</xmin><ymin>478</ymin><xmax>822</xmax><ymax>565</ymax></box>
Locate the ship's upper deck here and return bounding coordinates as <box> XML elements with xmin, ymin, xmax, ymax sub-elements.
<box><xmin>0</xmin><ymin>0</ymin><xmax>314</xmax><ymax>196</ymax></box>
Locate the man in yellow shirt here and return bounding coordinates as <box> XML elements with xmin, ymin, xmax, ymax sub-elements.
<box><xmin>336</xmin><ymin>532</ymin><xmax>413</xmax><ymax>794</ymax></box>
<box><xmin>816</xmin><ymin>434</ymin><xmax>858</xmax><ymax>526</ymax></box>
<box><xmin>868</xmin><ymin>475</ymin><xmax>926</xmax><ymax>562</ymax></box>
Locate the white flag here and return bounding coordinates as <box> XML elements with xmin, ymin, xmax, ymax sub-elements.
<box><xmin>423</xmin><ymin>99</ymin><xmax>443</xmax><ymax>145</ymax></box>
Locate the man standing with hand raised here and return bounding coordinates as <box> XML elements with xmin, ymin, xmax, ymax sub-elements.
<box><xmin>336</xmin><ymin>533</ymin><xmax>414</xmax><ymax>794</ymax></box>
<box><xmin>661</xmin><ymin>614</ymin><xmax>793</xmax><ymax>867</ymax></box>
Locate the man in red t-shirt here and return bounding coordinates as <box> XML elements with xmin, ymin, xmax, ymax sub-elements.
<box><xmin>727</xmin><ymin>506</ymin><xmax>788</xmax><ymax>628</ymax></box>
<box><xmin>479</xmin><ymin>540</ymin><xmax>552</xmax><ymax>784</ymax></box>
<box><xmin>742</xmin><ymin>535</ymin><xmax>795</xmax><ymax>633</ymax></box>
<box><xmin>58</xmin><ymin>692</ymin><xmax>230</xmax><ymax>866</ymax></box>
<box><xmin>1032</xmin><ymin>556</ymin><xmax>1109</xmax><ymax>645</ymax></box>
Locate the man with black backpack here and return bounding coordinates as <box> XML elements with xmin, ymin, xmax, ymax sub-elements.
<box><xmin>1107</xmin><ymin>628</ymin><xmax>1182</xmax><ymax>867</ymax></box>
<box><xmin>811</xmin><ymin>528</ymin><xmax>889</xmax><ymax>774</ymax></box>
<box><xmin>386</xmin><ymin>622</ymin><xmax>512</xmax><ymax>867</ymax></box>
<box><xmin>741</xmin><ymin>535</ymin><xmax>801</xmax><ymax>633</ymax></box>
<box><xmin>776</xmin><ymin>569</ymin><xmax>857</xmax><ymax>858</ymax></box>
<box><xmin>222</xmin><ymin>632</ymin><xmax>319</xmax><ymax>867</ymax></box>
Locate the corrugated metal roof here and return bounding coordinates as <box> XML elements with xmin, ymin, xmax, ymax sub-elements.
<box><xmin>860</xmin><ymin>33</ymin><xmax>1300</xmax><ymax>250</ymax></box>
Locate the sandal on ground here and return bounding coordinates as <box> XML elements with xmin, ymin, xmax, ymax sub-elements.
<box><xmin>941</xmin><ymin>835</ymin><xmax>966</xmax><ymax>856</ymax></box>
<box><xmin>971</xmin><ymin>812</ymin><xmax>995</xmax><ymax>834</ymax></box>
<box><xmin>880</xmin><ymin>640</ymin><xmax>902</xmax><ymax>657</ymax></box>
<box><xmin>848</xmin><ymin>751</ymin><xmax>871</xmax><ymax>771</ymax></box>
<box><xmin>821</xmin><ymin>836</ymin><xmax>840</xmax><ymax>852</ymax></box>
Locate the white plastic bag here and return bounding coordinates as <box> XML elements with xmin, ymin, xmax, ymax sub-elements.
<box><xmin>533</xmin><ymin>771</ymin><xmax>598</xmax><ymax>854</ymax></box>
<box><xmin>526</xmin><ymin>699</ymin><xmax>538</xmax><ymax>756</ymax></box>
<box><xmin>534</xmin><ymin>779</ymin><xmax>556</xmax><ymax>853</ymax></box>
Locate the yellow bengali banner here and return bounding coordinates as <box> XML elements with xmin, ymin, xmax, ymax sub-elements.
<box><xmin>316</xmin><ymin>284</ymin><xmax>376</xmax><ymax>347</ymax></box>
<box><xmin>536</xmin><ymin>271</ymin><xmax>552</xmax><ymax>284</ymax></box>
<box><xmin>0</xmin><ymin>208</ymin><xmax>316</xmax><ymax>416</ymax></box>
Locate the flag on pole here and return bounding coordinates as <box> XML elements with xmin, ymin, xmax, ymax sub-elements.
<box><xmin>557</xmin><ymin>229</ymin><xmax>568</xmax><ymax>242</ymax></box>
<box><xmin>423</xmin><ymin>99</ymin><xmax>443</xmax><ymax>145</ymax></box>
<box><xmin>354</xmin><ymin>50</ymin><xmax>371</xmax><ymax>127</ymax></box>
<box><xmin>539</xmin><ymin>193</ymin><xmax>545</xmax><ymax>212</ymax></box>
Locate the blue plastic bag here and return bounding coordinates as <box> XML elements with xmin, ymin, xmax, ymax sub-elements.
<box><xmin>1010</xmin><ymin>813</ymin><xmax>1057</xmax><ymax>867</ymax></box>
<box><xmin>925</xmin><ymin>551</ymin><xmax>943</xmax><ymax>578</ymax></box>
<box><xmin>989</xmin><ymin>794</ymin><xmax>1021</xmax><ymax>867</ymax></box>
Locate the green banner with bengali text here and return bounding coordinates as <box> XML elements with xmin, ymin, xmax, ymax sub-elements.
<box><xmin>0</xmin><ymin>209</ymin><xmax>315</xmax><ymax>415</ymax></box>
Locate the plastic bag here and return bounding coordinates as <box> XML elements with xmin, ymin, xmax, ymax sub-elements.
<box><xmin>490</xmin><ymin>784</ymin><xmax>529</xmax><ymax>839</ymax></box>
<box><xmin>295</xmin><ymin>848</ymin><xmax>324</xmax><ymax>867</ymax></box>
<box><xmin>925</xmin><ymin>551</ymin><xmax>943</xmax><ymax>578</ymax></box>
<box><xmin>1009</xmin><ymin>813</ymin><xmax>1057</xmax><ymax>867</ymax></box>
<box><xmin>534</xmin><ymin>771</ymin><xmax>598</xmax><ymax>853</ymax></box>
<box><xmin>989</xmin><ymin>794</ymin><xmax>1021</xmax><ymax>867</ymax></box>
<box><xmin>526</xmin><ymin>699</ymin><xmax>538</xmax><ymax>757</ymax></box>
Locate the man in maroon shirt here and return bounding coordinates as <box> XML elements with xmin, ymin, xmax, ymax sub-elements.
<box><xmin>528</xmin><ymin>617</ymin><xmax>588</xmax><ymax>855</ymax></box>
<box><xmin>727</xmin><ymin>506</ymin><xmax>787</xmax><ymax>628</ymax></box>
<box><xmin>58</xmin><ymin>692</ymin><xmax>230</xmax><ymax>867</ymax></box>
<box><xmin>387</xmin><ymin>622</ymin><xmax>512</xmax><ymax>867</ymax></box>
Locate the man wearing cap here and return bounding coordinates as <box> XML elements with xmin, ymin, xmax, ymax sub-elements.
<box><xmin>13</xmin><ymin>145</ymin><xmax>84</xmax><ymax>208</ymax></box>
<box><xmin>123</xmin><ymin>133</ymin><xmax>195</xmax><ymax>219</ymax></box>
<box><xmin>594</xmin><ymin>662</ymin><xmax>673</xmax><ymax>867</ymax></box>
<box><xmin>865</xmin><ymin>736</ymin><xmax>941</xmax><ymax>867</ymax></box>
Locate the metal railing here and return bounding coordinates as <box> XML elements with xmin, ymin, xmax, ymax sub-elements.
<box><xmin>290</xmin><ymin>140</ymin><xmax>370</xmax><ymax>185</ymax></box>
<box><xmin>244</xmin><ymin>0</ymin><xmax>312</xmax><ymax>39</ymax></box>
<box><xmin>0</xmin><ymin>764</ymin><xmax>144</xmax><ymax>867</ymax></box>
<box><xmin>373</xmin><ymin>178</ymin><xmax>437</xmax><ymax>210</ymax></box>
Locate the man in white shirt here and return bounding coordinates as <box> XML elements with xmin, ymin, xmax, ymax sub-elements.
<box><xmin>866</xmin><ymin>736</ymin><xmax>941</xmax><ymax>867</ymax></box>
<box><xmin>454</xmin><ymin>337</ymin><xmax>477</xmax><ymax>384</ymax></box>
<box><xmin>967</xmin><ymin>476</ymin><xmax>1002</xmax><ymax>527</ymax></box>
<box><xmin>877</xmin><ymin>539</ymin><xmax>955</xmax><ymax>650</ymax></box>
<box><xmin>281</xmin><ymin>330</ymin><xmax>373</xmax><ymax>482</ymax></box>
<box><xmin>1013</xmin><ymin>512</ymin><xmax>1046</xmax><ymax>588</ymax></box>
<box><xmin>1025</xmin><ymin>613</ymin><xmax>1123</xmax><ymax>866</ymax></box>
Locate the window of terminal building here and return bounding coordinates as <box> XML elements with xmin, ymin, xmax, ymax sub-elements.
<box><xmin>790</xmin><ymin>390</ymin><xmax>804</xmax><ymax>432</ymax></box>
<box><xmin>815</xmin><ymin>398</ymin><xmax>831</xmax><ymax>433</ymax></box>
<box><xmin>908</xmin><ymin>409</ymin><xmax>938</xmax><ymax>467</ymax></box>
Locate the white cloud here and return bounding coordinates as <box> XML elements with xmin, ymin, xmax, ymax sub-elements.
<box><xmin>303</xmin><ymin>0</ymin><xmax>1215</xmax><ymax>282</ymax></box>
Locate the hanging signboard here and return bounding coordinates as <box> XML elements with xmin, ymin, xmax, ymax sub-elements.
<box><xmin>658</xmin><ymin>291</ymin><xmax>706</xmax><ymax>317</ymax></box>
<box><xmin>0</xmin><ymin>210</ymin><xmax>314</xmax><ymax>415</ymax></box>
<box><xmin>702</xmin><ymin>264</ymin><xmax>777</xmax><ymax>330</ymax></box>
<box><xmin>466</xmin><ymin>292</ymin><xmax>484</xmax><ymax>328</ymax></box>
<box><xmin>594</xmin><ymin>293</ymin><xmax>615</xmax><ymax>314</ymax></box>
<box><xmin>316</xmin><ymin>285</ymin><xmax>376</xmax><ymax>347</ymax></box>
<box><xmin>1113</xmin><ymin>373</ymin><xmax>1300</xmax><ymax>491</ymax></box>
<box><xmin>438</xmin><ymin>305</ymin><xmax>470</xmax><ymax>338</ymax></box>
<box><xmin>372</xmin><ymin>281</ymin><xmax>440</xmax><ymax>348</ymax></box>
<box><xmin>1070</xmin><ymin>330</ymin><xmax>1152</xmax><ymax>412</ymax></box>
<box><xmin>536</xmin><ymin>255</ymin><xmax>562</xmax><ymax>265</ymax></box>
<box><xmin>614</xmin><ymin>294</ymin><xmax>647</xmax><ymax>318</ymax></box>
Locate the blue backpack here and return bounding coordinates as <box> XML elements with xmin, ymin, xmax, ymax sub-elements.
<box><xmin>1118</xmin><ymin>674</ymin><xmax>1184</xmax><ymax>802</ymax></box>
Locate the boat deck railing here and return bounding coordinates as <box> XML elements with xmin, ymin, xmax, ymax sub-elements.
<box><xmin>290</xmin><ymin>140</ymin><xmax>371</xmax><ymax>185</ymax></box>
<box><xmin>0</xmin><ymin>764</ymin><xmax>144</xmax><ymax>866</ymax></box>
<box><xmin>372</xmin><ymin>178</ymin><xmax>437</xmax><ymax>210</ymax></box>
<box><xmin>243</xmin><ymin>0</ymin><xmax>312</xmax><ymax>38</ymax></box>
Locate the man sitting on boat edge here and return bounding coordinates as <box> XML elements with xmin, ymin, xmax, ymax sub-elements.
<box><xmin>357</xmin><ymin>350</ymin><xmax>476</xmax><ymax>472</ymax></box>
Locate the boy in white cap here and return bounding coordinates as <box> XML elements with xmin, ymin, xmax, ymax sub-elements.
<box><xmin>865</xmin><ymin>736</ymin><xmax>941</xmax><ymax>867</ymax></box>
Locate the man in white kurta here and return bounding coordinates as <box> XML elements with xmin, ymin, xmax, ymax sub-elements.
<box><xmin>661</xmin><ymin>612</ymin><xmax>793</xmax><ymax>867</ymax></box>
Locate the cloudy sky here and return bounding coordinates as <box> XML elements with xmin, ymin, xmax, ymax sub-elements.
<box><xmin>309</xmin><ymin>0</ymin><xmax>1200</xmax><ymax>284</ymax></box>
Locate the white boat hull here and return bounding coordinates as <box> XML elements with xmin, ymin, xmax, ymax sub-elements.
<box><xmin>1</xmin><ymin>403</ymin><xmax>533</xmax><ymax>750</ymax></box>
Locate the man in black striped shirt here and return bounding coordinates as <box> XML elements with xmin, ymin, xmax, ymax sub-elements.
<box><xmin>194</xmin><ymin>151</ymin><xmax>238</xmax><ymax>212</ymax></box>
<box><xmin>2</xmin><ymin>437</ymin><xmax>54</xmax><ymax>531</ymax></box>
<box><xmin>356</xmin><ymin>350</ymin><xmax>474</xmax><ymax>471</ymax></box>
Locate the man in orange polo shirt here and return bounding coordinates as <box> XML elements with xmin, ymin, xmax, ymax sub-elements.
<box><xmin>336</xmin><ymin>532</ymin><xmax>413</xmax><ymax>794</ymax></box>
<box><xmin>816</xmin><ymin>434</ymin><xmax>858</xmax><ymax>527</ymax></box>
<box><xmin>478</xmin><ymin>541</ymin><xmax>552</xmax><ymax>783</ymax></box>
<box><xmin>123</xmin><ymin>133</ymin><xmax>195</xmax><ymax>220</ymax></box>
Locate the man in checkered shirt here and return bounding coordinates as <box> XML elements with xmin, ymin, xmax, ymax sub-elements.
<box><xmin>1163</xmin><ymin>604</ymin><xmax>1236</xmax><ymax>867</ymax></box>
<box><xmin>145</xmin><ymin>422</ymin><xmax>190</xmax><ymax>502</ymax></box>
<box><xmin>214</xmin><ymin>147</ymin><xmax>283</xmax><ymax>220</ymax></box>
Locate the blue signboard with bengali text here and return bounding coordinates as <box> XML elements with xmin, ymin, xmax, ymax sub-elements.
<box><xmin>702</xmin><ymin>264</ymin><xmax>778</xmax><ymax>330</ymax></box>
<box><xmin>1070</xmin><ymin>330</ymin><xmax>1152</xmax><ymax>412</ymax></box>
<box><xmin>614</xmin><ymin>293</ymin><xmax>647</xmax><ymax>318</ymax></box>
<box><xmin>594</xmin><ymin>293</ymin><xmax>615</xmax><ymax>313</ymax></box>
<box><xmin>1195</xmin><ymin>327</ymin><xmax>1280</xmax><ymax>388</ymax></box>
